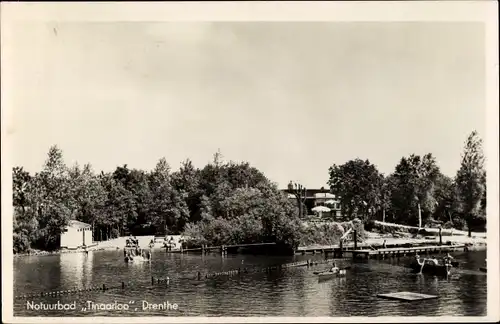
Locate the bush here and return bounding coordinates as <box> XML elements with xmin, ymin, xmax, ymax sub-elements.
<box><xmin>468</xmin><ymin>215</ymin><xmax>486</xmax><ymax>232</ymax></box>
<box><xmin>364</xmin><ymin>219</ymin><xmax>376</xmax><ymax>232</ymax></box>
<box><xmin>13</xmin><ymin>233</ymin><xmax>31</xmax><ymax>254</ymax></box>
<box><xmin>339</xmin><ymin>219</ymin><xmax>366</xmax><ymax>241</ymax></box>
<box><xmin>442</xmin><ymin>221</ymin><xmax>454</xmax><ymax>229</ymax></box>
<box><xmin>183</xmin><ymin>222</ymin><xmax>207</xmax><ymax>246</ymax></box>
<box><xmin>182</xmin><ymin>214</ymin><xmax>268</xmax><ymax>248</ymax></box>
<box><xmin>110</xmin><ymin>228</ymin><xmax>120</xmax><ymax>239</ymax></box>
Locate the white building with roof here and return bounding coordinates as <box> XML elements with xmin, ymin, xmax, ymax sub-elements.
<box><xmin>60</xmin><ymin>220</ymin><xmax>93</xmax><ymax>249</ymax></box>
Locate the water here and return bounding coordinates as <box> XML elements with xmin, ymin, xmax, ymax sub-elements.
<box><xmin>13</xmin><ymin>249</ymin><xmax>487</xmax><ymax>317</ymax></box>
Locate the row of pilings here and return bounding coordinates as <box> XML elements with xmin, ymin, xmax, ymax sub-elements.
<box><xmin>15</xmin><ymin>284</ymin><xmax>113</xmax><ymax>300</ymax></box>
<box><xmin>15</xmin><ymin>258</ymin><xmax>337</xmax><ymax>299</ymax></box>
<box><xmin>15</xmin><ymin>278</ymin><xmax>171</xmax><ymax>300</ymax></box>
<box><xmin>202</xmin><ymin>258</ymin><xmax>336</xmax><ymax>279</ymax></box>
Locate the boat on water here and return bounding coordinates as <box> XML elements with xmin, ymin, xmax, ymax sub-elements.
<box><xmin>124</xmin><ymin>244</ymin><xmax>152</xmax><ymax>263</ymax></box>
<box><xmin>410</xmin><ymin>256</ymin><xmax>453</xmax><ymax>276</ymax></box>
<box><xmin>315</xmin><ymin>269</ymin><xmax>347</xmax><ymax>281</ymax></box>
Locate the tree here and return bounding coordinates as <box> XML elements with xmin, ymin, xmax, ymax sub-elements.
<box><xmin>148</xmin><ymin>158</ymin><xmax>190</xmax><ymax>234</ymax></box>
<box><xmin>328</xmin><ymin>159</ymin><xmax>384</xmax><ymax>220</ymax></box>
<box><xmin>171</xmin><ymin>159</ymin><xmax>202</xmax><ymax>222</ymax></box>
<box><xmin>99</xmin><ymin>171</ymin><xmax>134</xmax><ymax>239</ymax></box>
<box><xmin>35</xmin><ymin>145</ymin><xmax>73</xmax><ymax>249</ymax></box>
<box><xmin>13</xmin><ymin>167</ymin><xmax>32</xmax><ymax>212</ymax></box>
<box><xmin>222</xmin><ymin>187</ymin><xmax>264</xmax><ymax>219</ymax></box>
<box><xmin>455</xmin><ymin>131</ymin><xmax>486</xmax><ymax>236</ymax></box>
<box><xmin>431</xmin><ymin>173</ymin><xmax>459</xmax><ymax>225</ymax></box>
<box><xmin>13</xmin><ymin>167</ymin><xmax>40</xmax><ymax>252</ymax></box>
<box><xmin>286</xmin><ymin>181</ymin><xmax>308</xmax><ymax>219</ymax></box>
<box><xmin>390</xmin><ymin>153</ymin><xmax>440</xmax><ymax>227</ymax></box>
<box><xmin>68</xmin><ymin>163</ymin><xmax>107</xmax><ymax>238</ymax></box>
<box><xmin>380</xmin><ymin>175</ymin><xmax>393</xmax><ymax>222</ymax></box>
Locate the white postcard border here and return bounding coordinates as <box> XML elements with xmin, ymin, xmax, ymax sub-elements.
<box><xmin>1</xmin><ymin>1</ymin><xmax>498</xmax><ymax>323</ymax></box>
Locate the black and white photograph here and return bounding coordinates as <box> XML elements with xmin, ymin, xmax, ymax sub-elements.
<box><xmin>2</xmin><ymin>2</ymin><xmax>499</xmax><ymax>323</ymax></box>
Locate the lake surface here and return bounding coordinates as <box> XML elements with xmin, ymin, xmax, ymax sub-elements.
<box><xmin>13</xmin><ymin>249</ymin><xmax>487</xmax><ymax>317</ymax></box>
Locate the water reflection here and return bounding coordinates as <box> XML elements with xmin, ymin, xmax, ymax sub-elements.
<box><xmin>60</xmin><ymin>252</ymin><xmax>94</xmax><ymax>288</ymax></box>
<box><xmin>14</xmin><ymin>250</ymin><xmax>487</xmax><ymax>317</ymax></box>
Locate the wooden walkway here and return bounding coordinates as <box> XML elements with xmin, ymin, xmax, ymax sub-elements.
<box><xmin>344</xmin><ymin>244</ymin><xmax>466</xmax><ymax>259</ymax></box>
<box><xmin>165</xmin><ymin>242</ymin><xmax>277</xmax><ymax>254</ymax></box>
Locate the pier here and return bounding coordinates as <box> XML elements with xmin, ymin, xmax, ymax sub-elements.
<box><xmin>344</xmin><ymin>244</ymin><xmax>467</xmax><ymax>259</ymax></box>
<box><xmin>165</xmin><ymin>242</ymin><xmax>278</xmax><ymax>254</ymax></box>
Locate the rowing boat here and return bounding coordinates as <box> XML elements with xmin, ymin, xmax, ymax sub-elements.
<box><xmin>410</xmin><ymin>257</ymin><xmax>453</xmax><ymax>276</ymax></box>
<box><xmin>315</xmin><ymin>269</ymin><xmax>347</xmax><ymax>281</ymax></box>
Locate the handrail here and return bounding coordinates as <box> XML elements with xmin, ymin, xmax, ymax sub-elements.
<box><xmin>340</xmin><ymin>228</ymin><xmax>353</xmax><ymax>241</ymax></box>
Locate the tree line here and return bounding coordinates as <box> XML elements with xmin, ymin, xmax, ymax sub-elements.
<box><xmin>12</xmin><ymin>130</ymin><xmax>486</xmax><ymax>253</ymax></box>
<box><xmin>13</xmin><ymin>150</ymin><xmax>302</xmax><ymax>253</ymax></box>
<box><xmin>327</xmin><ymin>130</ymin><xmax>486</xmax><ymax>236</ymax></box>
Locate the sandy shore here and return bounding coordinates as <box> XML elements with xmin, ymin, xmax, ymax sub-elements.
<box><xmin>14</xmin><ymin>235</ymin><xmax>189</xmax><ymax>257</ymax></box>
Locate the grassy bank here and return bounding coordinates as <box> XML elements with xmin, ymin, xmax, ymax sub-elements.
<box><xmin>298</xmin><ymin>218</ymin><xmax>365</xmax><ymax>247</ymax></box>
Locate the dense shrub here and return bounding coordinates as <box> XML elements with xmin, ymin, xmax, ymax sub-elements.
<box><xmin>364</xmin><ymin>219</ymin><xmax>376</xmax><ymax>232</ymax></box>
<box><xmin>442</xmin><ymin>221</ymin><xmax>454</xmax><ymax>229</ymax></box>
<box><xmin>110</xmin><ymin>228</ymin><xmax>120</xmax><ymax>239</ymax></box>
<box><xmin>13</xmin><ymin>233</ymin><xmax>31</xmax><ymax>254</ymax></box>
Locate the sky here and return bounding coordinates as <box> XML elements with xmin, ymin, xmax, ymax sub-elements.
<box><xmin>5</xmin><ymin>22</ymin><xmax>486</xmax><ymax>188</ymax></box>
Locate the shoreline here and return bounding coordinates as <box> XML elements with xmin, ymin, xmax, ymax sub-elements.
<box><xmin>13</xmin><ymin>231</ymin><xmax>487</xmax><ymax>258</ymax></box>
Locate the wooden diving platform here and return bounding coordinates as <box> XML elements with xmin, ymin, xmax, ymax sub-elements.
<box><xmin>377</xmin><ymin>291</ymin><xmax>438</xmax><ymax>301</ymax></box>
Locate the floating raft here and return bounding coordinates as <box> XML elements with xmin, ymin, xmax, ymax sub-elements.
<box><xmin>377</xmin><ymin>291</ymin><xmax>438</xmax><ymax>301</ymax></box>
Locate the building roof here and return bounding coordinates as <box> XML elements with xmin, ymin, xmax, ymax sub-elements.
<box><xmin>282</xmin><ymin>188</ymin><xmax>340</xmax><ymax>200</ymax></box>
<box><xmin>314</xmin><ymin>193</ymin><xmax>337</xmax><ymax>199</ymax></box>
<box><xmin>67</xmin><ymin>220</ymin><xmax>91</xmax><ymax>229</ymax></box>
